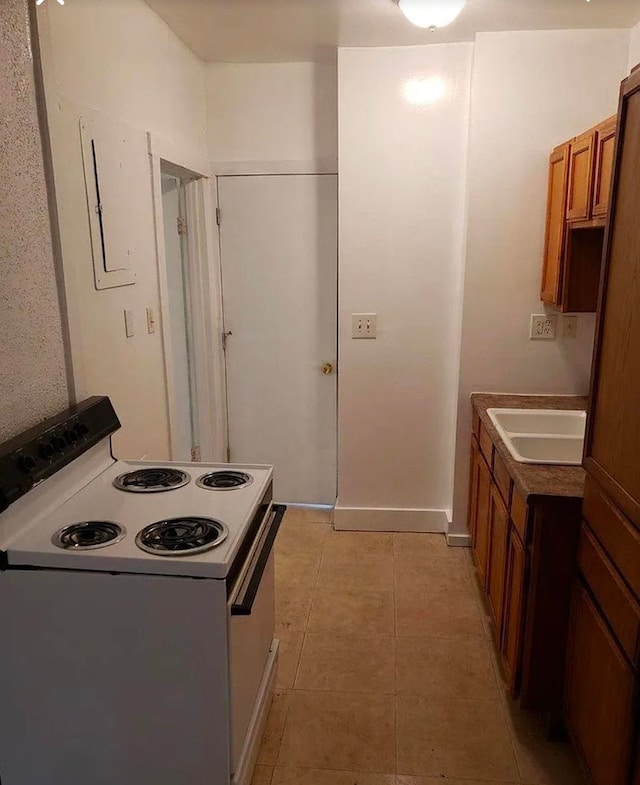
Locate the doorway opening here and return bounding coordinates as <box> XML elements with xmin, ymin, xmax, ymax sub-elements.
<box><xmin>151</xmin><ymin>145</ymin><xmax>226</xmax><ymax>465</ymax></box>
<box><xmin>160</xmin><ymin>172</ymin><xmax>199</xmax><ymax>461</ymax></box>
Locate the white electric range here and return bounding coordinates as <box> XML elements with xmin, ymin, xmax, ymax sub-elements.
<box><xmin>0</xmin><ymin>397</ymin><xmax>284</xmax><ymax>785</ymax></box>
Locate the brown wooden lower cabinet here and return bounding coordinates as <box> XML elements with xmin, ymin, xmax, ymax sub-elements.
<box><xmin>473</xmin><ymin>443</ymin><xmax>492</xmax><ymax>584</ymax></box>
<box><xmin>487</xmin><ymin>485</ymin><xmax>509</xmax><ymax>629</ymax></box>
<box><xmin>467</xmin><ymin>425</ymin><xmax>582</xmax><ymax>715</ymax></box>
<box><xmin>468</xmin><ymin>438</ymin><xmax>480</xmax><ymax>547</ymax></box>
<box><xmin>565</xmin><ymin>582</ymin><xmax>636</xmax><ymax>785</ymax></box>
<box><xmin>501</xmin><ymin>528</ymin><xmax>528</xmax><ymax>693</ymax></box>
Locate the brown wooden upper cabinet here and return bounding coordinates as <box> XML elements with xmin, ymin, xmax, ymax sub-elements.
<box><xmin>540</xmin><ymin>116</ymin><xmax>617</xmax><ymax>312</ymax></box>
<box><xmin>541</xmin><ymin>144</ymin><xmax>570</xmax><ymax>306</ymax></box>
<box><xmin>567</xmin><ymin>130</ymin><xmax>596</xmax><ymax>222</ymax></box>
<box><xmin>593</xmin><ymin>116</ymin><xmax>617</xmax><ymax>218</ymax></box>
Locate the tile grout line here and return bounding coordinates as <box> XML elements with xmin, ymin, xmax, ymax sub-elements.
<box><xmin>465</xmin><ymin>547</ymin><xmax>525</xmax><ymax>783</ymax></box>
<box><xmin>271</xmin><ymin>512</ymin><xmax>321</xmax><ymax>769</ymax></box>
<box><xmin>271</xmin><ymin>525</ymin><xmax>524</xmax><ymax>785</ymax></box>
<box><xmin>392</xmin><ymin>534</ymin><xmax>399</xmax><ymax>776</ymax></box>
<box><xmin>291</xmin><ymin>630</ymin><xmax>306</xmax><ymax>690</ymax></box>
<box><xmin>492</xmin><ymin>662</ymin><xmax>527</xmax><ymax>785</ymax></box>
<box><xmin>279</xmin><ymin>520</ymin><xmax>331</xmax><ymax>766</ymax></box>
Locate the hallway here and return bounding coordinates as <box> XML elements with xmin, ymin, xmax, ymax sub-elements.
<box><xmin>252</xmin><ymin>509</ymin><xmax>587</xmax><ymax>784</ymax></box>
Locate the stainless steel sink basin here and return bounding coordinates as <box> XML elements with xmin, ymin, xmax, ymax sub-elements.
<box><xmin>487</xmin><ymin>408</ymin><xmax>587</xmax><ymax>466</ymax></box>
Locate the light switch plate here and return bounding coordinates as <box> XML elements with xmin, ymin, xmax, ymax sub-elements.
<box><xmin>352</xmin><ymin>314</ymin><xmax>377</xmax><ymax>339</ymax></box>
<box><xmin>563</xmin><ymin>315</ymin><xmax>578</xmax><ymax>339</ymax></box>
<box><xmin>146</xmin><ymin>307</ymin><xmax>156</xmax><ymax>335</ymax></box>
<box><xmin>124</xmin><ymin>309</ymin><xmax>135</xmax><ymax>338</ymax></box>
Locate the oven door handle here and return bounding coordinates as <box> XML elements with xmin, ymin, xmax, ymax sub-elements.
<box><xmin>231</xmin><ymin>504</ymin><xmax>286</xmax><ymax>616</ymax></box>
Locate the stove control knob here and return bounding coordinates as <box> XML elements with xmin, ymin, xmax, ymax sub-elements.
<box><xmin>17</xmin><ymin>455</ymin><xmax>36</xmax><ymax>473</ymax></box>
<box><xmin>52</xmin><ymin>436</ymin><xmax>66</xmax><ymax>453</ymax></box>
<box><xmin>65</xmin><ymin>429</ymin><xmax>78</xmax><ymax>444</ymax></box>
<box><xmin>74</xmin><ymin>423</ymin><xmax>89</xmax><ymax>439</ymax></box>
<box><xmin>38</xmin><ymin>443</ymin><xmax>54</xmax><ymax>460</ymax></box>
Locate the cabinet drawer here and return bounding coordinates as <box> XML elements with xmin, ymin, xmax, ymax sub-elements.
<box><xmin>493</xmin><ymin>451</ymin><xmax>512</xmax><ymax>508</ymax></box>
<box><xmin>478</xmin><ymin>422</ymin><xmax>494</xmax><ymax>466</ymax></box>
<box><xmin>579</xmin><ymin>524</ymin><xmax>640</xmax><ymax>663</ymax></box>
<box><xmin>583</xmin><ymin>477</ymin><xmax>640</xmax><ymax>600</ymax></box>
<box><xmin>511</xmin><ymin>489</ymin><xmax>529</xmax><ymax>543</ymax></box>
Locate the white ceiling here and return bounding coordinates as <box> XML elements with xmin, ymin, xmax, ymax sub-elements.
<box><xmin>143</xmin><ymin>0</ymin><xmax>640</xmax><ymax>63</ymax></box>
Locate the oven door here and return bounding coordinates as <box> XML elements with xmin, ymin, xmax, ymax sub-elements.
<box><xmin>228</xmin><ymin>503</ymin><xmax>285</xmax><ymax>776</ymax></box>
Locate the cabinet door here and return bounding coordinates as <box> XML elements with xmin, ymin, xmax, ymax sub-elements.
<box><xmin>565</xmin><ymin>583</ymin><xmax>635</xmax><ymax>785</ymax></box>
<box><xmin>541</xmin><ymin>144</ymin><xmax>570</xmax><ymax>305</ymax></box>
<box><xmin>634</xmin><ymin>742</ymin><xmax>640</xmax><ymax>785</ymax></box>
<box><xmin>566</xmin><ymin>131</ymin><xmax>596</xmax><ymax>221</ymax></box>
<box><xmin>473</xmin><ymin>453</ymin><xmax>492</xmax><ymax>583</ymax></box>
<box><xmin>468</xmin><ymin>438</ymin><xmax>480</xmax><ymax>546</ymax></box>
<box><xmin>486</xmin><ymin>484</ymin><xmax>509</xmax><ymax>632</ymax></box>
<box><xmin>592</xmin><ymin>116</ymin><xmax>617</xmax><ymax>218</ymax></box>
<box><xmin>585</xmin><ymin>71</ymin><xmax>640</xmax><ymax>527</ymax></box>
<box><xmin>501</xmin><ymin>527</ymin><xmax>528</xmax><ymax>694</ymax></box>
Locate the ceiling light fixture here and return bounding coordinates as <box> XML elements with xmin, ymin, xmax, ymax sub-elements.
<box><xmin>36</xmin><ymin>0</ymin><xmax>65</xmax><ymax>5</ymax></box>
<box><xmin>397</xmin><ymin>0</ymin><xmax>467</xmax><ymax>29</ymax></box>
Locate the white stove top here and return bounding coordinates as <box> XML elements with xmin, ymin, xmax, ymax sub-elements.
<box><xmin>3</xmin><ymin>456</ymin><xmax>273</xmax><ymax>579</ymax></box>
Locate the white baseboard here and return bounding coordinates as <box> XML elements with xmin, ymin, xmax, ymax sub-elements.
<box><xmin>446</xmin><ymin>532</ymin><xmax>472</xmax><ymax>548</ymax></box>
<box><xmin>333</xmin><ymin>505</ymin><xmax>448</xmax><ymax>533</ymax></box>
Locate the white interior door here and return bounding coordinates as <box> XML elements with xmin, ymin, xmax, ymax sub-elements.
<box><xmin>218</xmin><ymin>174</ymin><xmax>337</xmax><ymax>505</ymax></box>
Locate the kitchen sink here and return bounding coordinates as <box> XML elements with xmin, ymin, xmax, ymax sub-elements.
<box><xmin>487</xmin><ymin>408</ymin><xmax>587</xmax><ymax>466</ymax></box>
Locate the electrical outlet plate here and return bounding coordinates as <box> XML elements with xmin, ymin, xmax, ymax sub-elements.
<box><xmin>530</xmin><ymin>314</ymin><xmax>557</xmax><ymax>341</ymax></box>
<box><xmin>352</xmin><ymin>313</ymin><xmax>377</xmax><ymax>339</ymax></box>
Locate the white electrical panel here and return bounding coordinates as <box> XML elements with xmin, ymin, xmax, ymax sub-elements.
<box><xmin>80</xmin><ymin>115</ymin><xmax>140</xmax><ymax>291</ymax></box>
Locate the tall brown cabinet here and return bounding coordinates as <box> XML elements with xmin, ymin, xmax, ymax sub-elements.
<box><xmin>565</xmin><ymin>69</ymin><xmax>640</xmax><ymax>785</ymax></box>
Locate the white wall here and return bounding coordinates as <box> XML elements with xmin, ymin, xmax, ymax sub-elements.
<box><xmin>337</xmin><ymin>44</ymin><xmax>473</xmax><ymax>530</ymax></box>
<box><xmin>206</xmin><ymin>62</ymin><xmax>337</xmax><ymax>166</ymax></box>
<box><xmin>0</xmin><ymin>0</ymin><xmax>70</xmax><ymax>442</ymax></box>
<box><xmin>629</xmin><ymin>22</ymin><xmax>640</xmax><ymax>71</ymax></box>
<box><xmin>37</xmin><ymin>0</ymin><xmax>208</xmax><ymax>459</ymax></box>
<box><xmin>451</xmin><ymin>29</ymin><xmax>630</xmax><ymax>536</ymax></box>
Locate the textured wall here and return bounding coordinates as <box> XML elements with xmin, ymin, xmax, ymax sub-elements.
<box><xmin>0</xmin><ymin>0</ymin><xmax>70</xmax><ymax>442</ymax></box>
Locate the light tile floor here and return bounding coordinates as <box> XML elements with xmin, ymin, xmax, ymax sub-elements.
<box><xmin>253</xmin><ymin>508</ymin><xmax>587</xmax><ymax>785</ymax></box>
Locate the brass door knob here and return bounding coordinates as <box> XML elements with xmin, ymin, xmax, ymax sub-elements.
<box><xmin>321</xmin><ymin>362</ymin><xmax>334</xmax><ymax>375</ymax></box>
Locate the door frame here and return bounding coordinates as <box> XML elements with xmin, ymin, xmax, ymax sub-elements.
<box><xmin>149</xmin><ymin>134</ymin><xmax>227</xmax><ymax>462</ymax></box>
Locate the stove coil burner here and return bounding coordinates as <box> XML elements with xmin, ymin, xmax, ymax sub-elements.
<box><xmin>196</xmin><ymin>470</ymin><xmax>254</xmax><ymax>491</ymax></box>
<box><xmin>113</xmin><ymin>468</ymin><xmax>191</xmax><ymax>493</ymax></box>
<box><xmin>52</xmin><ymin>521</ymin><xmax>126</xmax><ymax>551</ymax></box>
<box><xmin>135</xmin><ymin>517</ymin><xmax>228</xmax><ymax>557</ymax></box>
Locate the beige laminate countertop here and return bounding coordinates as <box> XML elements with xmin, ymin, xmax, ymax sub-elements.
<box><xmin>471</xmin><ymin>393</ymin><xmax>589</xmax><ymax>501</ymax></box>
